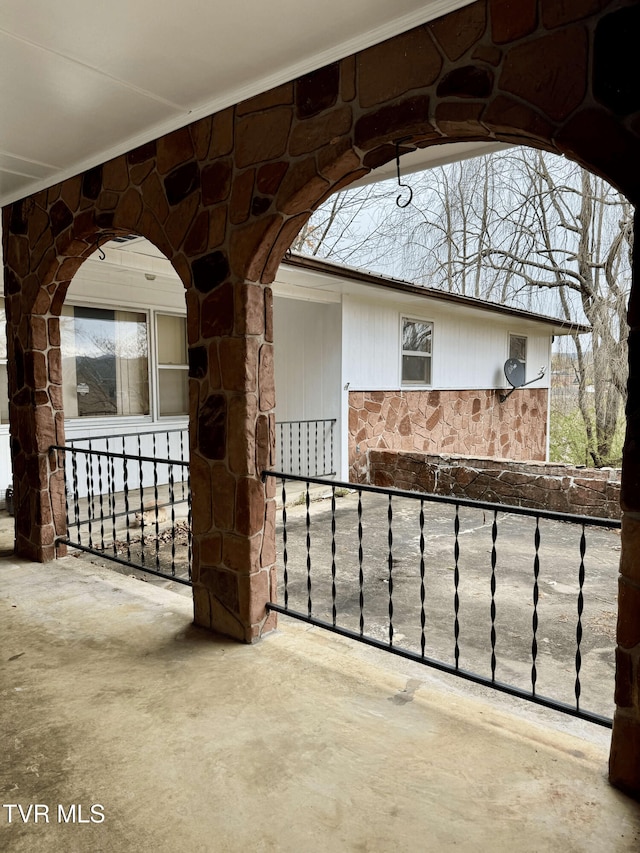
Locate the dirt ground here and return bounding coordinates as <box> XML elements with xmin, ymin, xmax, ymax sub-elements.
<box><xmin>73</xmin><ymin>487</ymin><xmax>621</xmax><ymax>723</ymax></box>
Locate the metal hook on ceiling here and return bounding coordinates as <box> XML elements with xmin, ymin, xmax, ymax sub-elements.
<box><xmin>395</xmin><ymin>138</ymin><xmax>413</xmax><ymax>209</ymax></box>
<box><xmin>94</xmin><ymin>232</ymin><xmax>117</xmax><ymax>261</ymax></box>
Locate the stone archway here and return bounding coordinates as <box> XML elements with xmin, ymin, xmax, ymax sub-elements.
<box><xmin>2</xmin><ymin>170</ymin><xmax>195</xmax><ymax>561</ymax></box>
<box><xmin>3</xmin><ymin>0</ymin><xmax>640</xmax><ymax>795</ymax></box>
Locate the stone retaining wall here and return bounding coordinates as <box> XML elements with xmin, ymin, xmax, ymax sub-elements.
<box><xmin>362</xmin><ymin>450</ymin><xmax>621</xmax><ymax>520</ymax></box>
<box><xmin>348</xmin><ymin>388</ymin><xmax>548</xmax><ymax>473</ymax></box>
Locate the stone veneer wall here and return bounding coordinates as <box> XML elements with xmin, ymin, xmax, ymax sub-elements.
<box><xmin>363</xmin><ymin>449</ymin><xmax>621</xmax><ymax>520</ymax></box>
<box><xmin>349</xmin><ymin>389</ymin><xmax>547</xmax><ymax>479</ymax></box>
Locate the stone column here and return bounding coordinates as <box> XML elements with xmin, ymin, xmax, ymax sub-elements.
<box><xmin>4</xmin><ymin>307</ymin><xmax>67</xmax><ymax>562</ymax></box>
<box><xmin>188</xmin><ymin>267</ymin><xmax>277</xmax><ymax>642</ymax></box>
<box><xmin>610</xmin><ymin>208</ymin><xmax>640</xmax><ymax>798</ymax></box>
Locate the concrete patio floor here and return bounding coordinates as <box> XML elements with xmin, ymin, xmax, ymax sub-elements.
<box><xmin>1</xmin><ymin>530</ymin><xmax>639</xmax><ymax>851</ymax></box>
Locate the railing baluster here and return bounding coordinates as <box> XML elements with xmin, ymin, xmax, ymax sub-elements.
<box><xmin>388</xmin><ymin>494</ymin><xmax>394</xmax><ymax>647</ymax></box>
<box><xmin>454</xmin><ymin>504</ymin><xmax>460</xmax><ymax>670</ymax></box>
<box><xmin>531</xmin><ymin>516</ymin><xmax>541</xmax><ymax>696</ymax></box>
<box><xmin>138</xmin><ymin>434</ymin><xmax>146</xmax><ymax>567</ymax></box>
<box><xmin>169</xmin><ymin>462</ymin><xmax>176</xmax><ymax>577</ymax></box>
<box><xmin>419</xmin><ymin>498</ymin><xmax>426</xmax><ymax>659</ymax></box>
<box><xmin>305</xmin><ymin>479</ymin><xmax>312</xmax><ymax>618</ymax></box>
<box><xmin>109</xmin><ymin>439</ymin><xmax>117</xmax><ymax>555</ymax></box>
<box><xmin>153</xmin><ymin>434</ymin><xmax>160</xmax><ymax>572</ymax></box>
<box><xmin>330</xmin><ymin>420</ymin><xmax>334</xmax><ymax>476</ymax></box>
<box><xmin>97</xmin><ymin>448</ymin><xmax>105</xmax><ymax>550</ymax></box>
<box><xmin>187</xmin><ymin>472</ymin><xmax>192</xmax><ymax>582</ymax></box>
<box><xmin>180</xmin><ymin>429</ymin><xmax>186</xmax><ymax>503</ymax></box>
<box><xmin>62</xmin><ymin>447</ymin><xmax>71</xmax><ymax>542</ymax></box>
<box><xmin>358</xmin><ymin>489</ymin><xmax>364</xmax><ymax>636</ymax></box>
<box><xmin>575</xmin><ymin>524</ymin><xmax>586</xmax><ymax>711</ymax></box>
<box><xmin>314</xmin><ymin>421</ymin><xmax>318</xmax><ymax>477</ymax></box>
<box><xmin>85</xmin><ymin>443</ymin><xmax>93</xmax><ymax>549</ymax></box>
<box><xmin>123</xmin><ymin>454</ymin><xmax>131</xmax><ymax>562</ymax></box>
<box><xmin>331</xmin><ymin>485</ymin><xmax>337</xmax><ymax>626</ymax></box>
<box><xmin>282</xmin><ymin>478</ymin><xmax>289</xmax><ymax>610</ymax></box>
<box><xmin>490</xmin><ymin>509</ymin><xmax>498</xmax><ymax>683</ymax></box>
<box><xmin>71</xmin><ymin>448</ymin><xmax>81</xmax><ymax>544</ymax></box>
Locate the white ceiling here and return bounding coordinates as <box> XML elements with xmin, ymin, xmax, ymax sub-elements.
<box><xmin>0</xmin><ymin>0</ymin><xmax>480</xmax><ymax>207</ymax></box>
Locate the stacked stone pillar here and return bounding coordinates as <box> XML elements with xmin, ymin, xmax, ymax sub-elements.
<box><xmin>188</xmin><ymin>273</ymin><xmax>277</xmax><ymax>641</ymax></box>
<box><xmin>610</xmin><ymin>209</ymin><xmax>640</xmax><ymax>797</ymax></box>
<box><xmin>2</xmin><ymin>205</ymin><xmax>74</xmax><ymax>561</ymax></box>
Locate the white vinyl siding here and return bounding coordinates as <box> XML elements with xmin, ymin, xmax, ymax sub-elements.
<box><xmin>341</xmin><ymin>294</ymin><xmax>551</xmax><ymax>391</ymax></box>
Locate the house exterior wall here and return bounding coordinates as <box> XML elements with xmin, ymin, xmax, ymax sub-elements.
<box><xmin>342</xmin><ymin>292</ymin><xmax>552</xmax><ymax>391</ymax></box>
<box><xmin>273</xmin><ymin>295</ymin><xmax>341</xmax><ymax>475</ymax></box>
<box><xmin>342</xmin><ymin>292</ymin><xmax>551</xmax><ymax>472</ymax></box>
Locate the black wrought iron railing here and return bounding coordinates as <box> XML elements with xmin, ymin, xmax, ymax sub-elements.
<box><xmin>276</xmin><ymin>419</ymin><xmax>336</xmax><ymax>477</ymax></box>
<box><xmin>52</xmin><ymin>419</ymin><xmax>334</xmax><ymax>582</ymax></box>
<box><xmin>262</xmin><ymin>470</ymin><xmax>621</xmax><ymax>728</ymax></box>
<box><xmin>52</xmin><ymin>438</ymin><xmax>192</xmax><ymax>585</ymax></box>
<box><xmin>67</xmin><ymin>427</ymin><xmax>189</xmax><ymax>478</ymax></box>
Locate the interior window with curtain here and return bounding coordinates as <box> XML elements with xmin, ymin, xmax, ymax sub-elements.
<box><xmin>156</xmin><ymin>314</ymin><xmax>188</xmax><ymax>416</ymax></box>
<box><xmin>61</xmin><ymin>305</ymin><xmax>149</xmax><ymax>417</ymax></box>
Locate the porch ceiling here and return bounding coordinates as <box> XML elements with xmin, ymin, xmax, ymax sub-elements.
<box><xmin>0</xmin><ymin>0</ymin><xmax>479</xmax><ymax>208</ymax></box>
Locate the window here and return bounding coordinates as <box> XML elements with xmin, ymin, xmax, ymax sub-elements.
<box><xmin>509</xmin><ymin>334</ymin><xmax>527</xmax><ymax>370</ymax></box>
<box><xmin>156</xmin><ymin>314</ymin><xmax>188</xmax><ymax>416</ymax></box>
<box><xmin>61</xmin><ymin>306</ymin><xmax>149</xmax><ymax>417</ymax></box>
<box><xmin>401</xmin><ymin>317</ymin><xmax>432</xmax><ymax>385</ymax></box>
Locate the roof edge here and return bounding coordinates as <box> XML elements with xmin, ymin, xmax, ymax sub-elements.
<box><xmin>281</xmin><ymin>253</ymin><xmax>592</xmax><ymax>334</ymax></box>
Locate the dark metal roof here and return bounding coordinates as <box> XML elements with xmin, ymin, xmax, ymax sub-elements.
<box><xmin>282</xmin><ymin>253</ymin><xmax>591</xmax><ymax>335</ymax></box>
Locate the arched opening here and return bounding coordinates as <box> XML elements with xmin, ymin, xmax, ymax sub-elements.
<box><xmin>261</xmin><ymin>137</ymin><xmax>629</xmax><ymax>731</ymax></box>
<box><xmin>61</xmin><ymin>236</ymin><xmax>189</xmax><ymax>436</ymax></box>
<box><xmin>240</xmin><ymin>95</ymin><xmax>638</xmax><ymax>790</ymax></box>
<box><xmin>282</xmin><ymin>142</ymin><xmax>631</xmax><ymax>474</ymax></box>
<box><xmin>55</xmin><ymin>237</ymin><xmax>192</xmax><ymax>583</ymax></box>
<box><xmin>4</xmin><ymin>213</ymin><xmax>192</xmax><ymax>562</ymax></box>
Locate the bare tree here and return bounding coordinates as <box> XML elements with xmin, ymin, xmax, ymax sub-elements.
<box><xmin>295</xmin><ymin>147</ymin><xmax>633</xmax><ymax>466</ymax></box>
<box><xmin>462</xmin><ymin>150</ymin><xmax>632</xmax><ymax>466</ymax></box>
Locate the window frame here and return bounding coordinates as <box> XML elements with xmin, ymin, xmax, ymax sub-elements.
<box><xmin>508</xmin><ymin>333</ymin><xmax>528</xmax><ymax>382</ymax></box>
<box><xmin>60</xmin><ymin>299</ymin><xmax>157</xmax><ymax>425</ymax></box>
<box><xmin>154</xmin><ymin>311</ymin><xmax>189</xmax><ymax>420</ymax></box>
<box><xmin>400</xmin><ymin>315</ymin><xmax>434</xmax><ymax>388</ymax></box>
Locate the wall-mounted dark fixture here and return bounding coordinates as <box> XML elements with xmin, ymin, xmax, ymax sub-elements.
<box><xmin>499</xmin><ymin>360</ymin><xmax>546</xmax><ymax>403</ymax></box>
